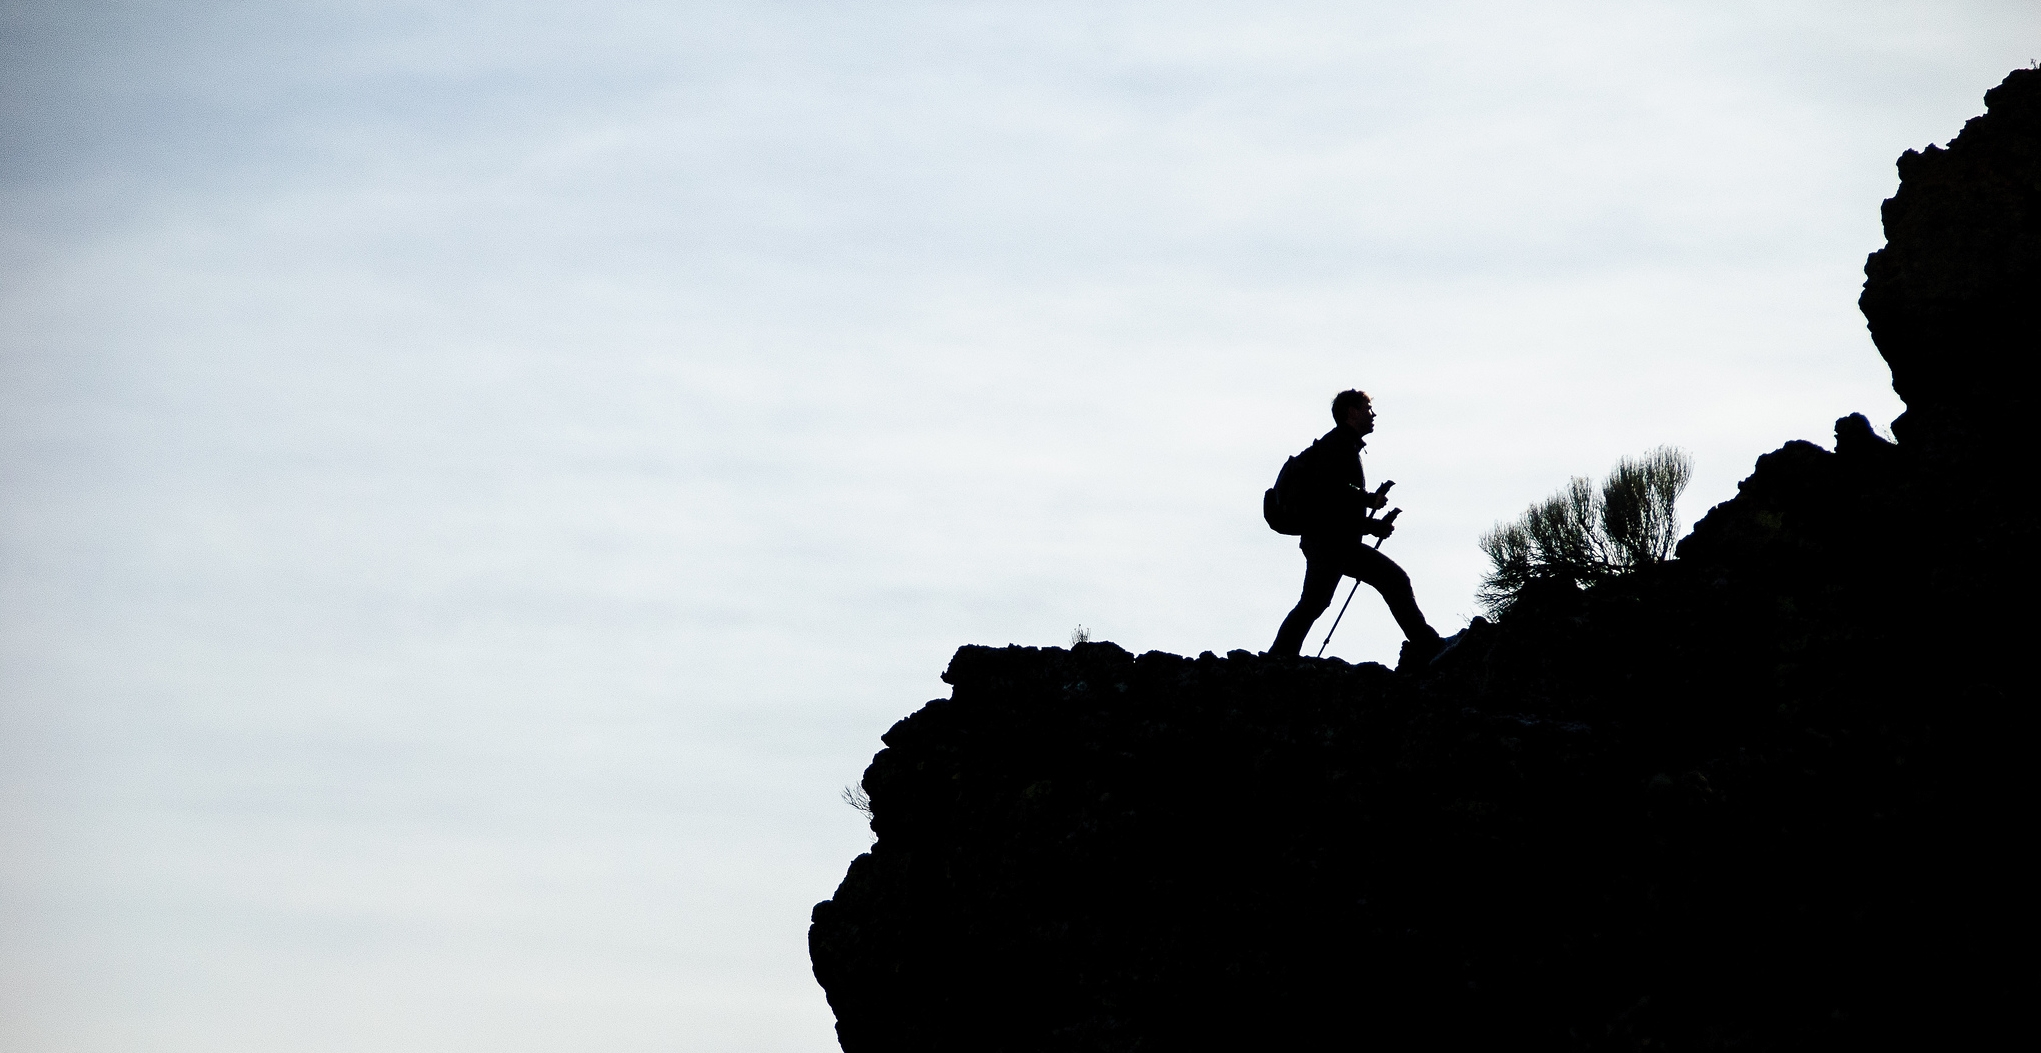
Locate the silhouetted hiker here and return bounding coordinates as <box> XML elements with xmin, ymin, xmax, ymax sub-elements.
<box><xmin>1267</xmin><ymin>390</ymin><xmax>1443</xmax><ymax>661</ymax></box>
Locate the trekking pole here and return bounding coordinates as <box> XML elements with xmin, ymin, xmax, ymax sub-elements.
<box><xmin>1316</xmin><ymin>578</ymin><xmax>1363</xmax><ymax>658</ymax></box>
<box><xmin>1366</xmin><ymin>481</ymin><xmax>1397</xmax><ymax>549</ymax></box>
<box><xmin>1316</xmin><ymin>483</ymin><xmax>1397</xmax><ymax>657</ymax></box>
<box><xmin>1371</xmin><ymin>507</ymin><xmax>1401</xmax><ymax>549</ymax></box>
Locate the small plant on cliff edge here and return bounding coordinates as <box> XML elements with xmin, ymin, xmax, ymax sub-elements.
<box><xmin>841</xmin><ymin>783</ymin><xmax>873</xmax><ymax>820</ymax></box>
<box><xmin>1478</xmin><ymin>446</ymin><xmax>1693</xmax><ymax>615</ymax></box>
<box><xmin>1071</xmin><ymin>625</ymin><xmax>1092</xmax><ymax>645</ymax></box>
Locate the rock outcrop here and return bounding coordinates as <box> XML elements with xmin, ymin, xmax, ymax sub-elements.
<box><xmin>1861</xmin><ymin>68</ymin><xmax>2040</xmax><ymax>457</ymax></box>
<box><xmin>809</xmin><ymin>70</ymin><xmax>2037</xmax><ymax>1051</ymax></box>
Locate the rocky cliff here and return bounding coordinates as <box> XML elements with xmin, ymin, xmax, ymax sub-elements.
<box><xmin>809</xmin><ymin>70</ymin><xmax>2038</xmax><ymax>1051</ymax></box>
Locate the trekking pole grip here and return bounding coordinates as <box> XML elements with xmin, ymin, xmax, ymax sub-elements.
<box><xmin>1372</xmin><ymin>507</ymin><xmax>1401</xmax><ymax>549</ymax></box>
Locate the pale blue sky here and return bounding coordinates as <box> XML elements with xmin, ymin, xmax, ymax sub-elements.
<box><xmin>2</xmin><ymin>3</ymin><xmax>2033</xmax><ymax>1050</ymax></box>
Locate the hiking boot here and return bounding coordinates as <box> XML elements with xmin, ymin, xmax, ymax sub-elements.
<box><xmin>1395</xmin><ymin>634</ymin><xmax>1443</xmax><ymax>673</ymax></box>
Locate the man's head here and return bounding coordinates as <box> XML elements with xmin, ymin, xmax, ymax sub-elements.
<box><xmin>1331</xmin><ymin>389</ymin><xmax>1374</xmax><ymax>435</ymax></box>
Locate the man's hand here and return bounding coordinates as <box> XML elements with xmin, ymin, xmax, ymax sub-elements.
<box><xmin>1349</xmin><ymin>480</ymin><xmax>1394</xmax><ymax>512</ymax></box>
<box><xmin>1361</xmin><ymin>517</ymin><xmax>1396</xmax><ymax>539</ymax></box>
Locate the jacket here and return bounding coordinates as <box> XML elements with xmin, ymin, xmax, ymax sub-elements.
<box><xmin>1291</xmin><ymin>426</ymin><xmax>1372</xmax><ymax>542</ymax></box>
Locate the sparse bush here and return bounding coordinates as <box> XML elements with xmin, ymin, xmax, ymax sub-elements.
<box><xmin>842</xmin><ymin>783</ymin><xmax>873</xmax><ymax>819</ymax></box>
<box><xmin>1071</xmin><ymin>625</ymin><xmax>1092</xmax><ymax>645</ymax></box>
<box><xmin>1479</xmin><ymin>446</ymin><xmax>1692</xmax><ymax>615</ymax></box>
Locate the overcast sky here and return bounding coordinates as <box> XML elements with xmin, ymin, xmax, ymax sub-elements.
<box><xmin>2</xmin><ymin>3</ymin><xmax>2033</xmax><ymax>1050</ymax></box>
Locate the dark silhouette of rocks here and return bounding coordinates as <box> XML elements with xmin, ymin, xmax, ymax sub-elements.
<box><xmin>1861</xmin><ymin>68</ymin><xmax>2040</xmax><ymax>457</ymax></box>
<box><xmin>809</xmin><ymin>70</ymin><xmax>2037</xmax><ymax>1051</ymax></box>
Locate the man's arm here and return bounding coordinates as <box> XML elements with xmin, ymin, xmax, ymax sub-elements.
<box><xmin>1351</xmin><ymin>481</ymin><xmax>1395</xmax><ymax>537</ymax></box>
<box><xmin>1331</xmin><ymin>481</ymin><xmax>1389</xmax><ymax>519</ymax></box>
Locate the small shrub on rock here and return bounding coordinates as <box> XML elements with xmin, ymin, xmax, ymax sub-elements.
<box><xmin>1479</xmin><ymin>446</ymin><xmax>1692</xmax><ymax>615</ymax></box>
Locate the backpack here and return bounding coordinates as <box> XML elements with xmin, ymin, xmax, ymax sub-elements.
<box><xmin>1263</xmin><ymin>451</ymin><xmax>1310</xmax><ymax>535</ymax></box>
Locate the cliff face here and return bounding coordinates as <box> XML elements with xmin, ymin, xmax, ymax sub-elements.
<box><xmin>809</xmin><ymin>71</ymin><xmax>2037</xmax><ymax>1052</ymax></box>
<box><xmin>1860</xmin><ymin>68</ymin><xmax>2041</xmax><ymax>456</ymax></box>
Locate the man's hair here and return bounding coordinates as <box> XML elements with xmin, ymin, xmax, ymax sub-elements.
<box><xmin>1331</xmin><ymin>389</ymin><xmax>1372</xmax><ymax>423</ymax></box>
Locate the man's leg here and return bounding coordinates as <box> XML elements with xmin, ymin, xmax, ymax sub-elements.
<box><xmin>1343</xmin><ymin>544</ymin><xmax>1441</xmax><ymax>645</ymax></box>
<box><xmin>1270</xmin><ymin>554</ymin><xmax>1344</xmax><ymax>657</ymax></box>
